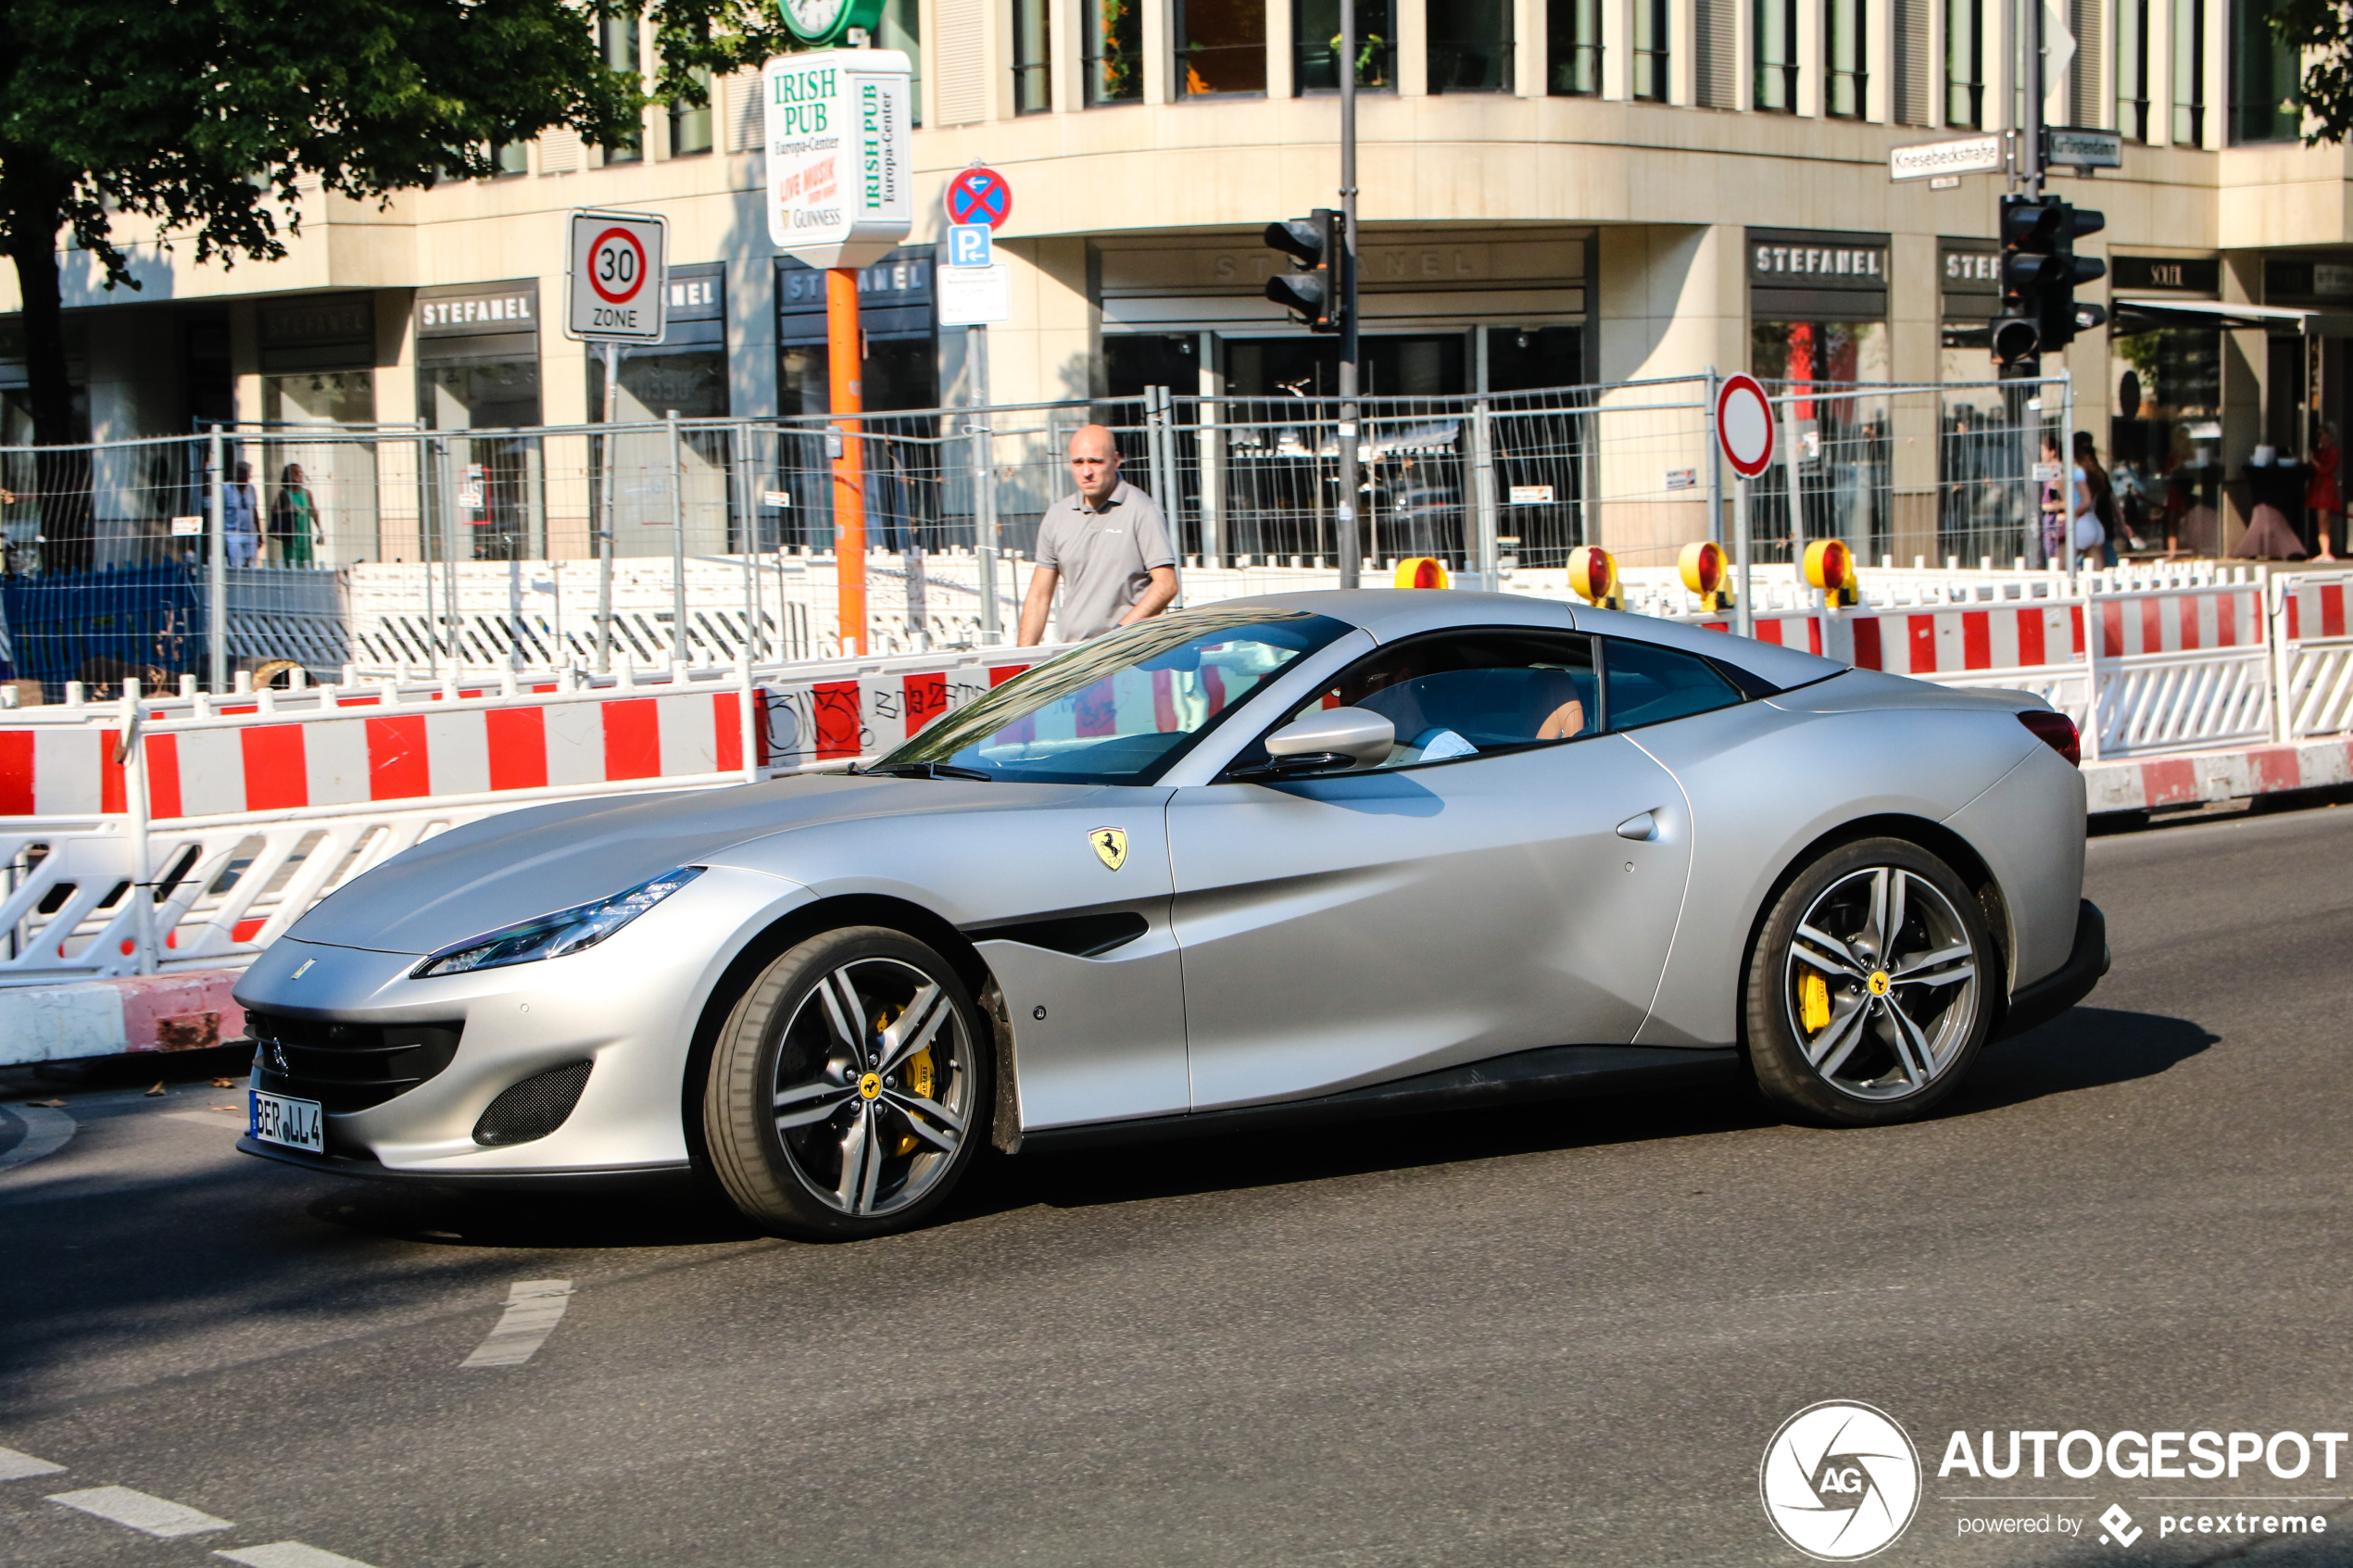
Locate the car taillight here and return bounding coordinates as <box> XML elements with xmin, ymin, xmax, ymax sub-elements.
<box><xmin>2017</xmin><ymin>709</ymin><xmax>2081</xmax><ymax>767</ymax></box>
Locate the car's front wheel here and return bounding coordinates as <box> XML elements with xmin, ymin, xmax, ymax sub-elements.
<box><xmin>1746</xmin><ymin>838</ymin><xmax>1994</xmax><ymax>1126</ymax></box>
<box><xmin>703</xmin><ymin>925</ymin><xmax>989</xmax><ymax>1240</ymax></box>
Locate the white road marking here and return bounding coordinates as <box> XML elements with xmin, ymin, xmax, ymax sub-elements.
<box><xmin>0</xmin><ymin>1106</ymin><xmax>75</xmax><ymax>1173</ymax></box>
<box><xmin>459</xmin><ymin>1279</ymin><xmax>574</xmax><ymax>1368</ymax></box>
<box><xmin>216</xmin><ymin>1542</ymin><xmax>384</xmax><ymax>1568</ymax></box>
<box><xmin>0</xmin><ymin>1446</ymin><xmax>65</xmax><ymax>1480</ymax></box>
<box><xmin>47</xmin><ymin>1485</ymin><xmax>232</xmax><ymax>1537</ymax></box>
<box><xmin>163</xmin><ymin>1109</ymin><xmax>245</xmax><ymax>1124</ymax></box>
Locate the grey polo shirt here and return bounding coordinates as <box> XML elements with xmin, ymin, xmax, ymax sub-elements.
<box><xmin>1034</xmin><ymin>479</ymin><xmax>1177</xmax><ymax>640</ymax></box>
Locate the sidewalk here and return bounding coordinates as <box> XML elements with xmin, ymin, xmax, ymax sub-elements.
<box><xmin>2084</xmin><ymin>736</ymin><xmax>2353</xmax><ymax>816</ymax></box>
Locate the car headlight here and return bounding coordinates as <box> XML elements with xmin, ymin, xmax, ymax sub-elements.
<box><xmin>412</xmin><ymin>867</ymin><xmax>704</xmax><ymax>979</ymax></box>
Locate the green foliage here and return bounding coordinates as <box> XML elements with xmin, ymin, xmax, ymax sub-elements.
<box><xmin>2268</xmin><ymin>0</ymin><xmax>2353</xmax><ymax>143</ymax></box>
<box><xmin>0</xmin><ymin>0</ymin><xmax>788</xmax><ymax>287</ymax></box>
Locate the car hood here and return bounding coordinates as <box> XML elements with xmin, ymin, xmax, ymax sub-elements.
<box><xmin>287</xmin><ymin>772</ymin><xmax>1105</xmax><ymax>955</ymax></box>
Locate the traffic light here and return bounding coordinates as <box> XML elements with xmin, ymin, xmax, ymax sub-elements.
<box><xmin>1264</xmin><ymin>209</ymin><xmax>1340</xmax><ymax>333</ymax></box>
<box><xmin>1993</xmin><ymin>195</ymin><xmax>2108</xmax><ymax>367</ymax></box>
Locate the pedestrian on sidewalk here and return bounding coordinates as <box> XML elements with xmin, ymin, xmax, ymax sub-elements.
<box><xmin>2308</xmin><ymin>422</ymin><xmax>2342</xmax><ymax>561</ymax></box>
<box><xmin>1018</xmin><ymin>422</ymin><xmax>1179</xmax><ymax>645</ymax></box>
<box><xmin>2072</xmin><ymin>432</ymin><xmax>2119</xmax><ymax>568</ymax></box>
<box><xmin>223</xmin><ymin>461</ymin><xmax>260</xmax><ymax>567</ymax></box>
<box><xmin>271</xmin><ymin>463</ymin><xmax>318</xmax><ymax>567</ymax></box>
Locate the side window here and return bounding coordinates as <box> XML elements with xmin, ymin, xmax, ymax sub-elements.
<box><xmin>1244</xmin><ymin>628</ymin><xmax>1600</xmax><ymax>771</ymax></box>
<box><xmin>1601</xmin><ymin>638</ymin><xmax>1743</xmax><ymax>730</ymax></box>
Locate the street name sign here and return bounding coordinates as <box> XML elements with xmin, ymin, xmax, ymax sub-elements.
<box><xmin>2046</xmin><ymin>127</ymin><xmax>2124</xmax><ymax>169</ymax></box>
<box><xmin>565</xmin><ymin>210</ymin><xmax>668</xmax><ymax>343</ymax></box>
<box><xmin>765</xmin><ymin>49</ymin><xmax>913</xmax><ymax>270</ymax></box>
<box><xmin>1890</xmin><ymin>133</ymin><xmax>2004</xmax><ymax>181</ymax></box>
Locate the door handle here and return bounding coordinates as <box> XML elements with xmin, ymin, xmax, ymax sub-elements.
<box><xmin>1615</xmin><ymin>810</ymin><xmax>1659</xmax><ymax>842</ymax></box>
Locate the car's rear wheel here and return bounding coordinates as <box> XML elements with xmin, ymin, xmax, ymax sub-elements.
<box><xmin>1746</xmin><ymin>838</ymin><xmax>1994</xmax><ymax>1126</ymax></box>
<box><xmin>704</xmin><ymin>925</ymin><xmax>988</xmax><ymax>1240</ymax></box>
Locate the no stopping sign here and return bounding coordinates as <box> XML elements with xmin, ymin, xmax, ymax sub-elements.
<box><xmin>567</xmin><ymin>209</ymin><xmax>668</xmax><ymax>343</ymax></box>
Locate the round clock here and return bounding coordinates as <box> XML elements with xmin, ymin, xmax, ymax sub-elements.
<box><xmin>781</xmin><ymin>0</ymin><xmax>886</xmax><ymax>46</ymax></box>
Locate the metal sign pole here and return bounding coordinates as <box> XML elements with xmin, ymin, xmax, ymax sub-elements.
<box><xmin>668</xmin><ymin>408</ymin><xmax>688</xmax><ymax>666</ymax></box>
<box><xmin>596</xmin><ymin>341</ymin><xmax>620</xmax><ymax>673</ymax></box>
<box><xmin>1336</xmin><ymin>0</ymin><xmax>1362</xmax><ymax>591</ymax></box>
<box><xmin>1705</xmin><ymin>366</ymin><xmax>1724</xmax><ymax>546</ymax></box>
<box><xmin>1735</xmin><ymin>476</ymin><xmax>1755</xmax><ymax>639</ymax></box>
<box><xmin>972</xmin><ymin>322</ymin><xmax>1000</xmax><ymax>641</ymax></box>
<box><xmin>207</xmin><ymin>425</ymin><xmax>228</xmax><ymax>695</ymax></box>
<box><xmin>438</xmin><ymin>437</ymin><xmax>462</xmax><ymax>676</ymax></box>
<box><xmin>828</xmin><ymin>266</ymin><xmax>869</xmax><ymax>657</ymax></box>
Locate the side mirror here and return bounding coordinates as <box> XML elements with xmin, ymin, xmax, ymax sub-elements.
<box><xmin>1261</xmin><ymin>706</ymin><xmax>1395</xmax><ymax>771</ymax></box>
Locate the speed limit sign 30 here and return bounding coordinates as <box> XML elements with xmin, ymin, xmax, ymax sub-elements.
<box><xmin>566</xmin><ymin>209</ymin><xmax>669</xmax><ymax>344</ymax></box>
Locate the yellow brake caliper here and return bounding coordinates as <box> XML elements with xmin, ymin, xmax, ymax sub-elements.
<box><xmin>1798</xmin><ymin>970</ymin><xmax>1831</xmax><ymax>1035</ymax></box>
<box><xmin>875</xmin><ymin>1000</ymin><xmax>937</xmax><ymax>1157</ymax></box>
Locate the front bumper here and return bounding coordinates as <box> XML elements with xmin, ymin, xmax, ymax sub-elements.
<box><xmin>231</xmin><ymin>864</ymin><xmax>810</xmax><ymax>1183</ymax></box>
<box><xmin>1997</xmin><ymin>898</ymin><xmax>2109</xmax><ymax>1040</ymax></box>
<box><xmin>235</xmin><ymin>1135</ymin><xmax>693</xmax><ymax>1190</ymax></box>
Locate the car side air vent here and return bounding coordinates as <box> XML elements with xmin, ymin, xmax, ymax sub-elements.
<box><xmin>975</xmin><ymin>911</ymin><xmax>1150</xmax><ymax>958</ymax></box>
<box><xmin>472</xmin><ymin>1061</ymin><xmax>593</xmax><ymax>1147</ymax></box>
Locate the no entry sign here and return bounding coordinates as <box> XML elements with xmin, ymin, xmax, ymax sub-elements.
<box><xmin>566</xmin><ymin>209</ymin><xmax>667</xmax><ymax>344</ymax></box>
<box><xmin>946</xmin><ymin>167</ymin><xmax>1012</xmax><ymax>229</ymax></box>
<box><xmin>1718</xmin><ymin>373</ymin><xmax>1776</xmax><ymax>478</ymax></box>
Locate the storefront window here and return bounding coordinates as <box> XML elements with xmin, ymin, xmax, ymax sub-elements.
<box><xmin>1756</xmin><ymin>0</ymin><xmax>1799</xmax><ymax>110</ymax></box>
<box><xmin>259</xmin><ymin>371</ymin><xmax>380</xmax><ymax>566</ymax></box>
<box><xmin>1013</xmin><ymin>0</ymin><xmax>1052</xmax><ymax>112</ymax></box>
<box><xmin>1428</xmin><ymin>0</ymin><xmax>1514</xmax><ymax>93</ymax></box>
<box><xmin>1751</xmin><ymin>321</ymin><xmax>1892</xmax><ymax>562</ymax></box>
<box><xmin>1946</xmin><ymin>0</ymin><xmax>1983</xmax><ymax>126</ymax></box>
<box><xmin>2228</xmin><ymin>0</ymin><xmax>2299</xmax><ymax>143</ymax></box>
<box><xmin>1086</xmin><ymin>0</ymin><xmax>1145</xmax><ymax>104</ymax></box>
<box><xmin>1179</xmin><ymin>0</ymin><xmax>1267</xmax><ymax>94</ymax></box>
<box><xmin>2111</xmin><ymin>328</ymin><xmax>2224</xmax><ymax>555</ymax></box>
<box><xmin>419</xmin><ymin>360</ymin><xmax>543</xmax><ymax>561</ymax></box>
<box><xmin>1294</xmin><ymin>0</ymin><xmax>1396</xmax><ymax>93</ymax></box>
<box><xmin>1547</xmin><ymin>0</ymin><xmax>1601</xmax><ymax>94</ymax></box>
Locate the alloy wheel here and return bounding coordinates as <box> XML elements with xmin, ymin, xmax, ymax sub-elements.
<box><xmin>1782</xmin><ymin>866</ymin><xmax>1980</xmax><ymax>1101</ymax></box>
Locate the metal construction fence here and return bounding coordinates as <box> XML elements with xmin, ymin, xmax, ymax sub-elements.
<box><xmin>2</xmin><ymin>563</ymin><xmax>2350</xmax><ymax>986</ymax></box>
<box><xmin>0</xmin><ymin>374</ymin><xmax>2081</xmax><ymax>696</ymax></box>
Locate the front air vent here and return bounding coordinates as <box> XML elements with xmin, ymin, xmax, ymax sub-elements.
<box><xmin>246</xmin><ymin>1010</ymin><xmax>462</xmax><ymax>1113</ymax></box>
<box><xmin>472</xmin><ymin>1061</ymin><xmax>593</xmax><ymax>1147</ymax></box>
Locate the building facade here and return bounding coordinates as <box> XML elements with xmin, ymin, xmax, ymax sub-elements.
<box><xmin>5</xmin><ymin>0</ymin><xmax>2350</xmax><ymax>566</ymax></box>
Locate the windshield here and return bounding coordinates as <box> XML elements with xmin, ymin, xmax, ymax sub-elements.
<box><xmin>875</xmin><ymin>608</ymin><xmax>1353</xmax><ymax>784</ymax></box>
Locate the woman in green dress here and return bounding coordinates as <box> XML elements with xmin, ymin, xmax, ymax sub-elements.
<box><xmin>271</xmin><ymin>463</ymin><xmax>318</xmax><ymax>566</ymax></box>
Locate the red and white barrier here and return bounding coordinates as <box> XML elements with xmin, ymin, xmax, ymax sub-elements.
<box><xmin>2084</xmin><ymin>737</ymin><xmax>2353</xmax><ymax>815</ymax></box>
<box><xmin>0</xmin><ymin>969</ymin><xmax>247</xmax><ymax>1067</ymax></box>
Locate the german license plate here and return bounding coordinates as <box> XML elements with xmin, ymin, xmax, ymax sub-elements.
<box><xmin>250</xmin><ymin>1090</ymin><xmax>324</xmax><ymax>1153</ymax></box>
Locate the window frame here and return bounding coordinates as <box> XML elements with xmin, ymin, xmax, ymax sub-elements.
<box><xmin>1013</xmin><ymin>0</ymin><xmax>1053</xmax><ymax>113</ymax></box>
<box><xmin>1548</xmin><ymin>0</ymin><xmax>1603</xmax><ymax>94</ymax></box>
<box><xmin>1755</xmin><ymin>0</ymin><xmax>1801</xmax><ymax>112</ymax></box>
<box><xmin>1826</xmin><ymin>0</ymin><xmax>1868</xmax><ymax>118</ymax></box>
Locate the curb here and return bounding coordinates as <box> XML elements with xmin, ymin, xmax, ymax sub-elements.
<box><xmin>0</xmin><ymin>970</ymin><xmax>247</xmax><ymax>1069</ymax></box>
<box><xmin>2084</xmin><ymin>738</ymin><xmax>2353</xmax><ymax>815</ymax></box>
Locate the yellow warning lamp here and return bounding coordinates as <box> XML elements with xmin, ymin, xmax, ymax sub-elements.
<box><xmin>1567</xmin><ymin>545</ymin><xmax>1622</xmax><ymax>610</ymax></box>
<box><xmin>1679</xmin><ymin>540</ymin><xmax>1733</xmax><ymax>614</ymax></box>
<box><xmin>1803</xmin><ymin>538</ymin><xmax>1861</xmax><ymax>607</ymax></box>
<box><xmin>1393</xmin><ymin>557</ymin><xmax>1450</xmax><ymax>589</ymax></box>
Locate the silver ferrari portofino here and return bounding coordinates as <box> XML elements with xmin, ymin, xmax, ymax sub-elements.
<box><xmin>234</xmin><ymin>591</ymin><xmax>2106</xmax><ymax>1238</ymax></box>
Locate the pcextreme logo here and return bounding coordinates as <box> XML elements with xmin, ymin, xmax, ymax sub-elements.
<box><xmin>1761</xmin><ymin>1401</ymin><xmax>1924</xmax><ymax>1561</ymax></box>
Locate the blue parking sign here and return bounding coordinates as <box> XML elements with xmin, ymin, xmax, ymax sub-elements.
<box><xmin>947</xmin><ymin>223</ymin><xmax>993</xmax><ymax>269</ymax></box>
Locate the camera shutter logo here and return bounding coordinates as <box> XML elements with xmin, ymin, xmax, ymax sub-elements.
<box><xmin>1759</xmin><ymin>1401</ymin><xmax>1921</xmax><ymax>1560</ymax></box>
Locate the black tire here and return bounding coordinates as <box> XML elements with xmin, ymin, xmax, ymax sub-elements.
<box><xmin>703</xmin><ymin>925</ymin><xmax>990</xmax><ymax>1240</ymax></box>
<box><xmin>1746</xmin><ymin>837</ymin><xmax>1995</xmax><ymax>1127</ymax></box>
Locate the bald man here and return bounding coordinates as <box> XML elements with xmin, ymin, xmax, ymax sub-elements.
<box><xmin>1018</xmin><ymin>423</ymin><xmax>1179</xmax><ymax>645</ymax></box>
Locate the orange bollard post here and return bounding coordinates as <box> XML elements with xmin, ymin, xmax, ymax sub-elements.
<box><xmin>827</xmin><ymin>266</ymin><xmax>867</xmax><ymax>656</ymax></box>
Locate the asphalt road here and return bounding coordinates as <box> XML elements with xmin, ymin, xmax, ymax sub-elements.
<box><xmin>6</xmin><ymin>802</ymin><xmax>2353</xmax><ymax>1568</ymax></box>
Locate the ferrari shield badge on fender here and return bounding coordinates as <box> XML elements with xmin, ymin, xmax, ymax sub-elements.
<box><xmin>1090</xmin><ymin>827</ymin><xmax>1128</xmax><ymax>871</ymax></box>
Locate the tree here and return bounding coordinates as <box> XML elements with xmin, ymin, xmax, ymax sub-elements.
<box><xmin>2272</xmin><ymin>0</ymin><xmax>2353</xmax><ymax>143</ymax></box>
<box><xmin>0</xmin><ymin>0</ymin><xmax>788</xmax><ymax>568</ymax></box>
